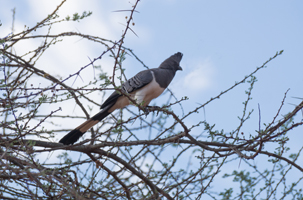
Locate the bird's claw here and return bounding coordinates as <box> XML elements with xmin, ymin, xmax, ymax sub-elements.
<box><xmin>143</xmin><ymin>107</ymin><xmax>150</xmax><ymax>117</ymax></box>
<box><xmin>143</xmin><ymin>106</ymin><xmax>161</xmax><ymax>117</ymax></box>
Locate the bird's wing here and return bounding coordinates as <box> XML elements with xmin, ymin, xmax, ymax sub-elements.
<box><xmin>101</xmin><ymin>69</ymin><xmax>153</xmax><ymax>109</ymax></box>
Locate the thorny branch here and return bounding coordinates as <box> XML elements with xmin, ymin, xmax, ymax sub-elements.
<box><xmin>1</xmin><ymin>0</ymin><xmax>303</xmax><ymax>199</ymax></box>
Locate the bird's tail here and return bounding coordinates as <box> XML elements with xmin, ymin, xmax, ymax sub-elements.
<box><xmin>59</xmin><ymin>105</ymin><xmax>112</xmax><ymax>145</ymax></box>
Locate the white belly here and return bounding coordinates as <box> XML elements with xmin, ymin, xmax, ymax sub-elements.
<box><xmin>134</xmin><ymin>75</ymin><xmax>165</xmax><ymax>106</ymax></box>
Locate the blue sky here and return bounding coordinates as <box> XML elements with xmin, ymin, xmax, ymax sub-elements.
<box><xmin>1</xmin><ymin>0</ymin><xmax>303</xmax><ymax>198</ymax></box>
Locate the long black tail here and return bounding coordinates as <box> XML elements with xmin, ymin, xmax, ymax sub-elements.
<box><xmin>59</xmin><ymin>106</ymin><xmax>112</xmax><ymax>145</ymax></box>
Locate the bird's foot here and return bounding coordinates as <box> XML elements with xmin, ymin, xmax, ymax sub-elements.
<box><xmin>143</xmin><ymin>106</ymin><xmax>161</xmax><ymax>116</ymax></box>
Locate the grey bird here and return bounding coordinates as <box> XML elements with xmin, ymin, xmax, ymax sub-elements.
<box><xmin>59</xmin><ymin>52</ymin><xmax>183</xmax><ymax>145</ymax></box>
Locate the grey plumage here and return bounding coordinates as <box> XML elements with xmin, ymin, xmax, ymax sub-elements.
<box><xmin>59</xmin><ymin>52</ymin><xmax>183</xmax><ymax>145</ymax></box>
<box><xmin>101</xmin><ymin>70</ymin><xmax>153</xmax><ymax>109</ymax></box>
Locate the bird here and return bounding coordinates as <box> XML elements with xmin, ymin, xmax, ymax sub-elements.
<box><xmin>59</xmin><ymin>52</ymin><xmax>183</xmax><ymax>145</ymax></box>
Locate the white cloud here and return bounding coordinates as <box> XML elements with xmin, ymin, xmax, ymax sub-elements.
<box><xmin>182</xmin><ymin>58</ymin><xmax>215</xmax><ymax>91</ymax></box>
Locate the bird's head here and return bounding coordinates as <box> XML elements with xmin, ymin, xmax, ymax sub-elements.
<box><xmin>158</xmin><ymin>52</ymin><xmax>183</xmax><ymax>71</ymax></box>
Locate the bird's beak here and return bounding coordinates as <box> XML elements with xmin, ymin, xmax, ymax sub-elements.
<box><xmin>178</xmin><ymin>66</ymin><xmax>183</xmax><ymax>71</ymax></box>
